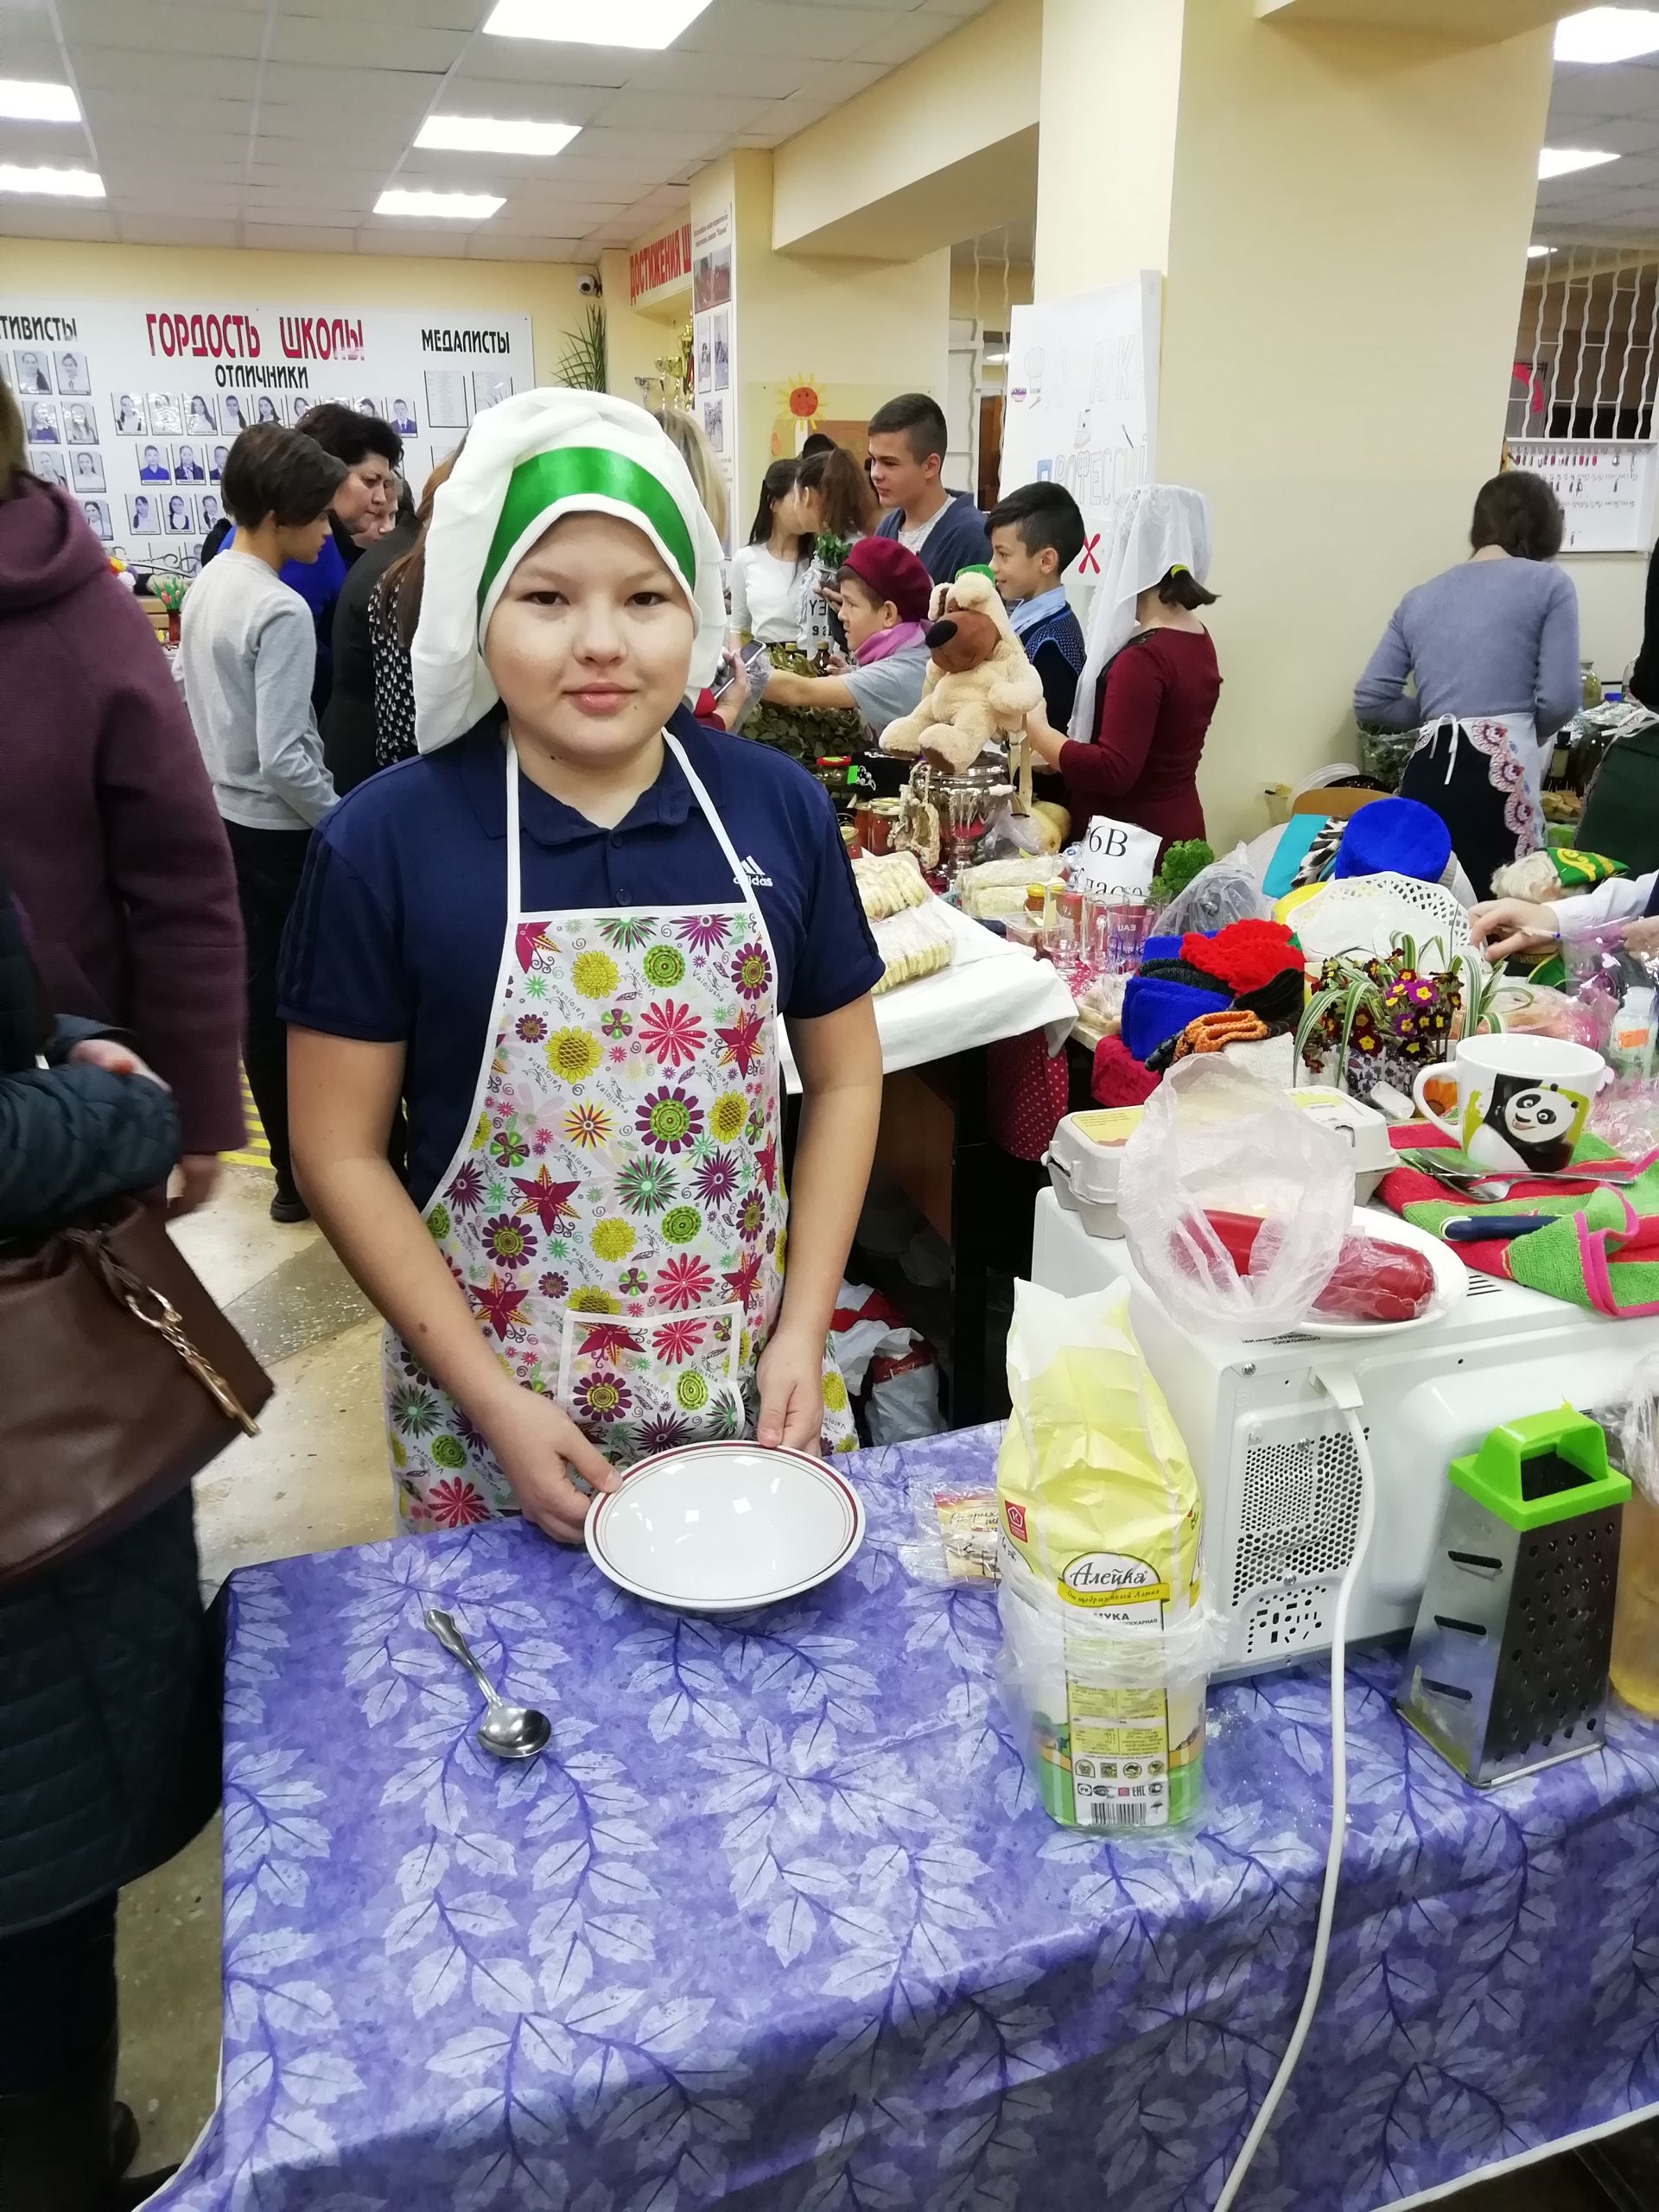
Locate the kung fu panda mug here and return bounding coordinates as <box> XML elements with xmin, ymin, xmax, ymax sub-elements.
<box><xmin>1411</xmin><ymin>1033</ymin><xmax>1611</xmax><ymax>1176</ymax></box>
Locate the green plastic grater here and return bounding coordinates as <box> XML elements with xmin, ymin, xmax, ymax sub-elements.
<box><xmin>1396</xmin><ymin>1408</ymin><xmax>1630</xmax><ymax>1788</ymax></box>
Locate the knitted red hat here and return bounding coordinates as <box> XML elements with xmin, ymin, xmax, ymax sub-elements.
<box><xmin>841</xmin><ymin>536</ymin><xmax>932</xmax><ymax>625</ymax></box>
<box><xmin>1181</xmin><ymin>919</ymin><xmax>1305</xmax><ymax>996</ymax></box>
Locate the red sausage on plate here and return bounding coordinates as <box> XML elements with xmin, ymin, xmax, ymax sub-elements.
<box><xmin>1202</xmin><ymin>1211</ymin><xmax>1436</xmax><ymax>1324</ymax></box>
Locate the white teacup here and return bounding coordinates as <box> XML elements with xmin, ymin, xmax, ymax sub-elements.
<box><xmin>1411</xmin><ymin>1033</ymin><xmax>1611</xmax><ymax>1175</ymax></box>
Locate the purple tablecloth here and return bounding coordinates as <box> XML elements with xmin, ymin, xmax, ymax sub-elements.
<box><xmin>158</xmin><ymin>1426</ymin><xmax>1659</xmax><ymax>2212</ymax></box>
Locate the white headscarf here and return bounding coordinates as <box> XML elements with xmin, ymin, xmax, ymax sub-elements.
<box><xmin>411</xmin><ymin>388</ymin><xmax>728</xmax><ymax>753</ymax></box>
<box><xmin>1068</xmin><ymin>485</ymin><xmax>1213</xmax><ymax>741</ymax></box>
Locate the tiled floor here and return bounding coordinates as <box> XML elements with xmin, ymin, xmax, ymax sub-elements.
<box><xmin>113</xmin><ymin>1166</ymin><xmax>1639</xmax><ymax>2204</ymax></box>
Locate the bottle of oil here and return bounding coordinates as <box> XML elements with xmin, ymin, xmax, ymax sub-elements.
<box><xmin>1611</xmin><ymin>1483</ymin><xmax>1659</xmax><ymax>1716</ymax></box>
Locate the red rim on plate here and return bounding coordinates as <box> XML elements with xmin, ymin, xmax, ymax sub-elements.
<box><xmin>585</xmin><ymin>1441</ymin><xmax>866</xmax><ymax>1611</ymax></box>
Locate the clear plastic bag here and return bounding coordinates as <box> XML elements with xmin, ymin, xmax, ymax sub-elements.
<box><xmin>997</xmin><ymin>1554</ymin><xmax>1224</xmax><ymax>1832</ymax></box>
<box><xmin>1152</xmin><ymin>842</ymin><xmax>1268</xmax><ymax>938</ymax></box>
<box><xmin>1560</xmin><ymin>920</ymin><xmax>1659</xmax><ymax>1150</ymax></box>
<box><xmin>1117</xmin><ymin>1057</ymin><xmax>1355</xmax><ymax>1337</ymax></box>
<box><xmin>1596</xmin><ymin>1357</ymin><xmax>1659</xmax><ymax>1717</ymax></box>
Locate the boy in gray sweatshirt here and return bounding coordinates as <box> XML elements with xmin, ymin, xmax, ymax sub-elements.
<box><xmin>180</xmin><ymin>423</ymin><xmax>346</xmax><ymax>1221</ymax></box>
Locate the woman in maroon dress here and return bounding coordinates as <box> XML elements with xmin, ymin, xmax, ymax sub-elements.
<box><xmin>1023</xmin><ymin>485</ymin><xmax>1220</xmax><ymax>862</ymax></box>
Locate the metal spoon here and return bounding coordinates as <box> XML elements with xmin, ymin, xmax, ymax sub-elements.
<box><xmin>423</xmin><ymin>1606</ymin><xmax>550</xmax><ymax>1761</ymax></box>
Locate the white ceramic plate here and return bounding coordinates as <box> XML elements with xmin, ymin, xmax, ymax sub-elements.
<box><xmin>1294</xmin><ymin>1210</ymin><xmax>1468</xmax><ymax>1338</ymax></box>
<box><xmin>585</xmin><ymin>1442</ymin><xmax>866</xmax><ymax>1613</ymax></box>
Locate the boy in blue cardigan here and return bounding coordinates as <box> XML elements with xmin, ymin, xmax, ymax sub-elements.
<box><xmin>988</xmin><ymin>481</ymin><xmax>1087</xmax><ymax>730</ymax></box>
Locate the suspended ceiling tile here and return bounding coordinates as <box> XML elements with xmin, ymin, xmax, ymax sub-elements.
<box><xmin>0</xmin><ymin>204</ymin><xmax>119</xmax><ymax>240</ymax></box>
<box><xmin>241</xmin><ymin>221</ymin><xmax>365</xmax><ymax>251</ymax></box>
<box><xmin>54</xmin><ymin>0</ymin><xmax>271</xmax><ymax>58</ymax></box>
<box><xmin>0</xmin><ymin>36</ymin><xmax>75</xmax><ymax>78</ymax></box>
<box><xmin>424</xmin><ymin>79</ymin><xmax>615</xmax><ymax>126</ymax></box>
<box><xmin>849</xmin><ymin>9</ymin><xmax>965</xmax><ymax>67</ymax></box>
<box><xmin>71</xmin><ymin>49</ymin><xmax>261</xmax><ymax>99</ymax></box>
<box><xmin>257</xmin><ymin>63</ymin><xmax>447</xmax><ymax>113</ymax></box>
<box><xmin>465</xmin><ymin>229</ymin><xmax>585</xmax><ymax>258</ymax></box>
<box><xmin>362</xmin><ymin>223</ymin><xmax>496</xmax><ymax>252</ymax></box>
<box><xmin>676</xmin><ymin>3</ymin><xmax>905</xmax><ymax>64</ymax></box>
<box><xmin>267</xmin><ymin>18</ymin><xmax>473</xmax><ymax>73</ymax></box>
<box><xmin>620</xmin><ymin>49</ymin><xmax>809</xmax><ymax>99</ymax></box>
<box><xmin>591</xmin><ymin>87</ymin><xmax>784</xmax><ymax>137</ymax></box>
<box><xmin>0</xmin><ymin>118</ymin><xmax>98</xmax><ymax>162</ymax></box>
<box><xmin>116</xmin><ymin>214</ymin><xmax>243</xmax><ymax>246</ymax></box>
<box><xmin>284</xmin><ymin>0</ymin><xmax>488</xmax><ymax>25</ymax></box>
<box><xmin>454</xmin><ymin>43</ymin><xmax>630</xmax><ymax>90</ymax></box>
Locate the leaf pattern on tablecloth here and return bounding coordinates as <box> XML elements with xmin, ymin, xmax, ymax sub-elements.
<box><xmin>156</xmin><ymin>1428</ymin><xmax>1659</xmax><ymax>2212</ymax></box>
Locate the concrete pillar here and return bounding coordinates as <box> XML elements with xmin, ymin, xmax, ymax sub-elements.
<box><xmin>1033</xmin><ymin>0</ymin><xmax>1555</xmax><ymax>842</ymax></box>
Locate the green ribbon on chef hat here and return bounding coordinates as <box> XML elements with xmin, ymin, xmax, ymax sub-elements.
<box><xmin>411</xmin><ymin>388</ymin><xmax>728</xmax><ymax>753</ymax></box>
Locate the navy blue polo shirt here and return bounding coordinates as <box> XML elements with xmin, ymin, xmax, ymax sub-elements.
<box><xmin>278</xmin><ymin>709</ymin><xmax>881</xmax><ymax>1208</ymax></box>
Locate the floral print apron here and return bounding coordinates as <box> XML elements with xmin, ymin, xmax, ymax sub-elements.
<box><xmin>384</xmin><ymin>731</ymin><xmax>857</xmax><ymax>1533</ymax></box>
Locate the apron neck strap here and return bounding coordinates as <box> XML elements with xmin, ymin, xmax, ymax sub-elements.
<box><xmin>500</xmin><ymin>727</ymin><xmax>766</xmax><ymax>925</ymax></box>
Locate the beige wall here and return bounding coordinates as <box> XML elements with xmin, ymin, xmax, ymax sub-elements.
<box><xmin>1565</xmin><ymin>554</ymin><xmax>1649</xmax><ymax>681</ymax></box>
<box><xmin>0</xmin><ymin>236</ymin><xmax>588</xmax><ymax>385</ymax></box>
<box><xmin>1149</xmin><ymin>2</ymin><xmax>1554</xmax><ymax>841</ymax></box>
<box><xmin>949</xmin><ymin>260</ymin><xmax>1033</xmax><ymax>325</ymax></box>
<box><xmin>771</xmin><ymin>0</ymin><xmax>1039</xmax><ymax>259</ymax></box>
<box><xmin>1033</xmin><ymin>0</ymin><xmax>1185</xmax><ymax>299</ymax></box>
<box><xmin>598</xmin><ymin>247</ymin><xmax>684</xmax><ymax>408</ymax></box>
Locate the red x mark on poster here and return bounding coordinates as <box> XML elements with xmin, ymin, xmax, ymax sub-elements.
<box><xmin>1079</xmin><ymin>533</ymin><xmax>1102</xmax><ymax>575</ymax></box>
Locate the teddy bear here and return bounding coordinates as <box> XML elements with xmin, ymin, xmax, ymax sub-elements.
<box><xmin>880</xmin><ymin>569</ymin><xmax>1045</xmax><ymax>775</ymax></box>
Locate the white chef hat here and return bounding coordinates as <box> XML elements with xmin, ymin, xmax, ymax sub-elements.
<box><xmin>411</xmin><ymin>388</ymin><xmax>728</xmax><ymax>753</ymax></box>
<box><xmin>1069</xmin><ymin>485</ymin><xmax>1213</xmax><ymax>742</ymax></box>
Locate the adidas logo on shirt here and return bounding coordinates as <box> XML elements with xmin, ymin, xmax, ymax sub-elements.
<box><xmin>741</xmin><ymin>856</ymin><xmax>774</xmax><ymax>888</ymax></box>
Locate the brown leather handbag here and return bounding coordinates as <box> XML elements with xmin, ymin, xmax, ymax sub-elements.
<box><xmin>0</xmin><ymin>1196</ymin><xmax>272</xmax><ymax>1586</ymax></box>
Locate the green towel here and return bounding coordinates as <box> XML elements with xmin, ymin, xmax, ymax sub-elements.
<box><xmin>1384</xmin><ymin>1134</ymin><xmax>1659</xmax><ymax>1316</ymax></box>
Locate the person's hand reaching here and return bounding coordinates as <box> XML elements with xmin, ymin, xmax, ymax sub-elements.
<box><xmin>715</xmin><ymin>659</ymin><xmax>752</xmax><ymax>730</ymax></box>
<box><xmin>755</xmin><ymin>1325</ymin><xmax>830</xmax><ymax>1452</ymax></box>
<box><xmin>1468</xmin><ymin>898</ymin><xmax>1561</xmax><ymax>963</ymax></box>
<box><xmin>68</xmin><ymin>1036</ymin><xmax>167</xmax><ymax>1084</ymax></box>
<box><xmin>480</xmin><ymin>1383</ymin><xmax>620</xmax><ymax>1544</ymax></box>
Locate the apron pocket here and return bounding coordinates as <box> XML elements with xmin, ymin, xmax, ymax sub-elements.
<box><xmin>556</xmin><ymin>1300</ymin><xmax>748</xmax><ymax>1458</ymax></box>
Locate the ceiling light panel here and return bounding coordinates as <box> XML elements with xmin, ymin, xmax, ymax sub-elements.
<box><xmin>481</xmin><ymin>0</ymin><xmax>715</xmax><ymax>50</ymax></box>
<box><xmin>0</xmin><ymin>164</ymin><xmax>104</xmax><ymax>196</ymax></box>
<box><xmin>1554</xmin><ymin>9</ymin><xmax>1659</xmax><ymax>64</ymax></box>
<box><xmin>1538</xmin><ymin>146</ymin><xmax>1621</xmax><ymax>178</ymax></box>
<box><xmin>416</xmin><ymin>114</ymin><xmax>581</xmax><ymax>156</ymax></box>
<box><xmin>374</xmin><ymin>187</ymin><xmax>504</xmax><ymax>219</ymax></box>
<box><xmin>0</xmin><ymin>79</ymin><xmax>79</xmax><ymax>123</ymax></box>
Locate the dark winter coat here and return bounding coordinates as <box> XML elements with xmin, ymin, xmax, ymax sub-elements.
<box><xmin>0</xmin><ymin>874</ymin><xmax>222</xmax><ymax>1935</ymax></box>
<box><xmin>0</xmin><ymin>472</ymin><xmax>245</xmax><ymax>1156</ymax></box>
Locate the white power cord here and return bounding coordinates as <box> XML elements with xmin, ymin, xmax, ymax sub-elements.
<box><xmin>1211</xmin><ymin>1362</ymin><xmax>1376</xmax><ymax>2212</ymax></box>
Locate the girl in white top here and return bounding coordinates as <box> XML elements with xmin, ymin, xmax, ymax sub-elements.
<box><xmin>793</xmin><ymin>442</ymin><xmax>880</xmax><ymax>654</ymax></box>
<box><xmin>727</xmin><ymin>460</ymin><xmax>810</xmax><ymax>644</ymax></box>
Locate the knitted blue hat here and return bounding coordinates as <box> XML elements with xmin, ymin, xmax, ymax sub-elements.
<box><xmin>1332</xmin><ymin>797</ymin><xmax>1451</xmax><ymax>884</ymax></box>
<box><xmin>1141</xmin><ymin>934</ymin><xmax>1184</xmax><ymax>965</ymax></box>
<box><xmin>1121</xmin><ymin>975</ymin><xmax>1231</xmax><ymax>1064</ymax></box>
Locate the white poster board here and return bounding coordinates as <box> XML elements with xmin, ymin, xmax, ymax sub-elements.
<box><xmin>0</xmin><ymin>296</ymin><xmax>535</xmax><ymax>580</ymax></box>
<box><xmin>999</xmin><ymin>272</ymin><xmax>1161</xmax><ymax>572</ymax></box>
<box><xmin>1505</xmin><ymin>436</ymin><xmax>1659</xmax><ymax>554</ymax></box>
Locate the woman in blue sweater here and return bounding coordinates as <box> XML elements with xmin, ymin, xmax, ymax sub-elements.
<box><xmin>1354</xmin><ymin>472</ymin><xmax>1580</xmax><ymax>896</ymax></box>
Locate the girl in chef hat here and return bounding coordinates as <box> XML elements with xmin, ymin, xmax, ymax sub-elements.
<box><xmin>281</xmin><ymin>391</ymin><xmax>883</xmax><ymax>1541</ymax></box>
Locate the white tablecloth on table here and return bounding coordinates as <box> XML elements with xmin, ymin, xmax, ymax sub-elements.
<box><xmin>781</xmin><ymin>901</ymin><xmax>1077</xmax><ymax>1091</ymax></box>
